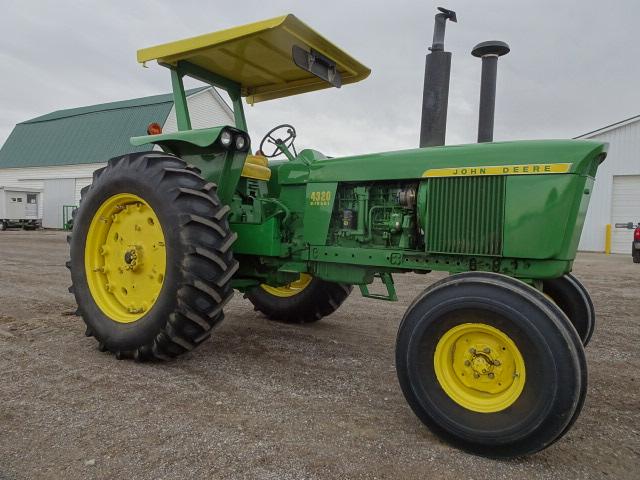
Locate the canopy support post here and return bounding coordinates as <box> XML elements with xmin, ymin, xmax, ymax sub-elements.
<box><xmin>173</xmin><ymin>61</ymin><xmax>248</xmax><ymax>133</ymax></box>
<box><xmin>170</xmin><ymin>68</ymin><xmax>192</xmax><ymax>131</ymax></box>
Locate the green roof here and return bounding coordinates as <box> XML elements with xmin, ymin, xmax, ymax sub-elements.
<box><xmin>0</xmin><ymin>87</ymin><xmax>208</xmax><ymax>169</ymax></box>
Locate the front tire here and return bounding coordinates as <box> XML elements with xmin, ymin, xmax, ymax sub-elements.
<box><xmin>543</xmin><ymin>273</ymin><xmax>595</xmax><ymax>346</ymax></box>
<box><xmin>246</xmin><ymin>274</ymin><xmax>352</xmax><ymax>323</ymax></box>
<box><xmin>68</xmin><ymin>152</ymin><xmax>238</xmax><ymax>360</ymax></box>
<box><xmin>396</xmin><ymin>272</ymin><xmax>586</xmax><ymax>458</ymax></box>
<box><xmin>633</xmin><ymin>246</ymin><xmax>640</xmax><ymax>264</ymax></box>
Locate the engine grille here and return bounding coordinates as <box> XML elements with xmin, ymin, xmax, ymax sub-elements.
<box><xmin>426</xmin><ymin>176</ymin><xmax>505</xmax><ymax>255</ymax></box>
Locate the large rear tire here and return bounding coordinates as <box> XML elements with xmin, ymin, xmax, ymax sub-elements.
<box><xmin>396</xmin><ymin>272</ymin><xmax>586</xmax><ymax>458</ymax></box>
<box><xmin>543</xmin><ymin>273</ymin><xmax>595</xmax><ymax>346</ymax></box>
<box><xmin>246</xmin><ymin>274</ymin><xmax>352</xmax><ymax>324</ymax></box>
<box><xmin>68</xmin><ymin>152</ymin><xmax>238</xmax><ymax>360</ymax></box>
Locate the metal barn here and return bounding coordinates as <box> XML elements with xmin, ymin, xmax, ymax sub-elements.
<box><xmin>577</xmin><ymin>116</ymin><xmax>640</xmax><ymax>254</ymax></box>
<box><xmin>0</xmin><ymin>87</ymin><xmax>233</xmax><ymax>229</ymax></box>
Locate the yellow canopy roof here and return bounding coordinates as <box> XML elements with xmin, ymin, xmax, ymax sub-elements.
<box><xmin>136</xmin><ymin>14</ymin><xmax>370</xmax><ymax>104</ymax></box>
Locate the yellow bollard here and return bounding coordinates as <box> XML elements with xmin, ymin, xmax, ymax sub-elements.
<box><xmin>605</xmin><ymin>224</ymin><xmax>612</xmax><ymax>255</ymax></box>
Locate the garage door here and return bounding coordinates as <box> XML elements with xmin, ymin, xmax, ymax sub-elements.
<box><xmin>611</xmin><ymin>175</ymin><xmax>640</xmax><ymax>254</ymax></box>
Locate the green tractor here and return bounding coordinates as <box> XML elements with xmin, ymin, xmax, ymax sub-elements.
<box><xmin>68</xmin><ymin>10</ymin><xmax>606</xmax><ymax>457</ymax></box>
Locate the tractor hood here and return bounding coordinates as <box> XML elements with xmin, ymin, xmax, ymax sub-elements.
<box><xmin>305</xmin><ymin>139</ymin><xmax>607</xmax><ymax>183</ymax></box>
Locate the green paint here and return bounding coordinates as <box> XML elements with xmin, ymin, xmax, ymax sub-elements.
<box><xmin>302</xmin><ymin>182</ymin><xmax>338</xmax><ymax>245</ymax></box>
<box><xmin>125</xmin><ymin>55</ymin><xmax>609</xmax><ymax>297</ymax></box>
<box><xmin>170</xmin><ymin>69</ymin><xmax>191</xmax><ymax>131</ymax></box>
<box><xmin>230</xmin><ymin>218</ymin><xmax>282</xmax><ymax>256</ymax></box>
<box><xmin>359</xmin><ymin>273</ymin><xmax>398</xmax><ymax>301</ymax></box>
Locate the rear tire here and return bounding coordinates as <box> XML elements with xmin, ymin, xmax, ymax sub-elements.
<box><xmin>543</xmin><ymin>273</ymin><xmax>595</xmax><ymax>346</ymax></box>
<box><xmin>68</xmin><ymin>152</ymin><xmax>238</xmax><ymax>360</ymax></box>
<box><xmin>246</xmin><ymin>275</ymin><xmax>352</xmax><ymax>324</ymax></box>
<box><xmin>396</xmin><ymin>272</ymin><xmax>586</xmax><ymax>458</ymax></box>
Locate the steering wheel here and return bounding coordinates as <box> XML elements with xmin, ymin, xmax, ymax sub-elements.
<box><xmin>259</xmin><ymin>124</ymin><xmax>297</xmax><ymax>158</ymax></box>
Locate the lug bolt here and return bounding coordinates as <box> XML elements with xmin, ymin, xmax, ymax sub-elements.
<box><xmin>493</xmin><ymin>359</ymin><xmax>501</xmax><ymax>366</ymax></box>
<box><xmin>135</xmin><ymin>225</ymin><xmax>141</xmax><ymax>231</ymax></box>
<box><xmin>464</xmin><ymin>360</ymin><xmax>471</xmax><ymax>367</ymax></box>
<box><xmin>469</xmin><ymin>348</ymin><xmax>476</xmax><ymax>354</ymax></box>
<box><xmin>483</xmin><ymin>347</ymin><xmax>491</xmax><ymax>354</ymax></box>
<box><xmin>488</xmin><ymin>373</ymin><xmax>495</xmax><ymax>379</ymax></box>
<box><xmin>473</xmin><ymin>372</ymin><xmax>480</xmax><ymax>379</ymax></box>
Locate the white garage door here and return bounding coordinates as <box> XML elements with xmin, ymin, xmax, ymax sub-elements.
<box><xmin>611</xmin><ymin>175</ymin><xmax>640</xmax><ymax>254</ymax></box>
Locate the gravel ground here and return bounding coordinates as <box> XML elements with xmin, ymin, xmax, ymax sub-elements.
<box><xmin>0</xmin><ymin>230</ymin><xmax>638</xmax><ymax>479</ymax></box>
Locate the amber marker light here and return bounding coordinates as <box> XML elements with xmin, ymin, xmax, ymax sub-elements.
<box><xmin>147</xmin><ymin>122</ymin><xmax>163</xmax><ymax>135</ymax></box>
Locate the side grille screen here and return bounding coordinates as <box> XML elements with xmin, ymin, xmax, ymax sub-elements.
<box><xmin>426</xmin><ymin>176</ymin><xmax>505</xmax><ymax>255</ymax></box>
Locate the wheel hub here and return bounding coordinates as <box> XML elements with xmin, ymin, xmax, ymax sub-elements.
<box><xmin>434</xmin><ymin>323</ymin><xmax>526</xmax><ymax>413</ymax></box>
<box><xmin>123</xmin><ymin>247</ymin><xmax>141</xmax><ymax>271</ymax></box>
<box><xmin>85</xmin><ymin>193</ymin><xmax>166</xmax><ymax>323</ymax></box>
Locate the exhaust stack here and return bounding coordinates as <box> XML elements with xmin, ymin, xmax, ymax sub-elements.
<box><xmin>419</xmin><ymin>7</ymin><xmax>457</xmax><ymax>148</ymax></box>
<box><xmin>471</xmin><ymin>40</ymin><xmax>510</xmax><ymax>143</ymax></box>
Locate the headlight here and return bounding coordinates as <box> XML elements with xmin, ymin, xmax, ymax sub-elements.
<box><xmin>235</xmin><ymin>135</ymin><xmax>246</xmax><ymax>150</ymax></box>
<box><xmin>220</xmin><ymin>130</ymin><xmax>233</xmax><ymax>147</ymax></box>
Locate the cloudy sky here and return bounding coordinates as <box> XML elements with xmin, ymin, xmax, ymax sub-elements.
<box><xmin>1</xmin><ymin>0</ymin><xmax>639</xmax><ymax>156</ymax></box>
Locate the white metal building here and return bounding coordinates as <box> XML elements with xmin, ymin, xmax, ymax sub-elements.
<box><xmin>576</xmin><ymin>116</ymin><xmax>640</xmax><ymax>254</ymax></box>
<box><xmin>0</xmin><ymin>87</ymin><xmax>233</xmax><ymax>229</ymax></box>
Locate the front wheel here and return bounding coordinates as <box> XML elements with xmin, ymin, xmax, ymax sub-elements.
<box><xmin>633</xmin><ymin>246</ymin><xmax>640</xmax><ymax>264</ymax></box>
<box><xmin>246</xmin><ymin>274</ymin><xmax>352</xmax><ymax>323</ymax></box>
<box><xmin>396</xmin><ymin>272</ymin><xmax>586</xmax><ymax>458</ymax></box>
<box><xmin>543</xmin><ymin>273</ymin><xmax>595</xmax><ymax>346</ymax></box>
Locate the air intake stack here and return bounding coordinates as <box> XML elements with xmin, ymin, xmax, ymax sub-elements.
<box><xmin>471</xmin><ymin>40</ymin><xmax>510</xmax><ymax>143</ymax></box>
<box><xmin>419</xmin><ymin>7</ymin><xmax>457</xmax><ymax>148</ymax></box>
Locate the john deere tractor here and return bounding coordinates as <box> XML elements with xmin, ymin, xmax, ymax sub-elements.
<box><xmin>68</xmin><ymin>9</ymin><xmax>606</xmax><ymax>457</ymax></box>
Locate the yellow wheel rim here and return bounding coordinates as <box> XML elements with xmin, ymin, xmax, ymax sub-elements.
<box><xmin>260</xmin><ymin>273</ymin><xmax>312</xmax><ymax>298</ymax></box>
<box><xmin>84</xmin><ymin>193</ymin><xmax>166</xmax><ymax>323</ymax></box>
<box><xmin>434</xmin><ymin>323</ymin><xmax>526</xmax><ymax>413</ymax></box>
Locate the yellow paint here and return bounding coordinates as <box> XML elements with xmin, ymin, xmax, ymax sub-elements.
<box><xmin>422</xmin><ymin>163</ymin><xmax>572</xmax><ymax>178</ymax></box>
<box><xmin>261</xmin><ymin>273</ymin><xmax>312</xmax><ymax>298</ymax></box>
<box><xmin>309</xmin><ymin>191</ymin><xmax>331</xmax><ymax>206</ymax></box>
<box><xmin>605</xmin><ymin>223</ymin><xmax>612</xmax><ymax>255</ymax></box>
<box><xmin>137</xmin><ymin>14</ymin><xmax>370</xmax><ymax>104</ymax></box>
<box><xmin>84</xmin><ymin>193</ymin><xmax>166</xmax><ymax>323</ymax></box>
<box><xmin>434</xmin><ymin>323</ymin><xmax>526</xmax><ymax>413</ymax></box>
<box><xmin>241</xmin><ymin>155</ymin><xmax>271</xmax><ymax>181</ymax></box>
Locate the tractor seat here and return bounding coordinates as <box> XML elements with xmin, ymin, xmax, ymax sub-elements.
<box><xmin>241</xmin><ymin>154</ymin><xmax>271</xmax><ymax>181</ymax></box>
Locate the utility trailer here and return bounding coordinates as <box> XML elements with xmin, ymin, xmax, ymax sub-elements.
<box><xmin>0</xmin><ymin>186</ymin><xmax>41</xmax><ymax>231</ymax></box>
<box><xmin>68</xmin><ymin>10</ymin><xmax>607</xmax><ymax>457</ymax></box>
